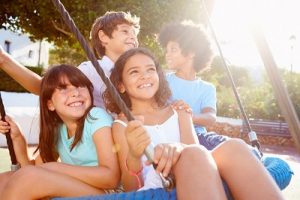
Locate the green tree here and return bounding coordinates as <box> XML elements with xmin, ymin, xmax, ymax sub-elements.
<box><xmin>283</xmin><ymin>71</ymin><xmax>300</xmax><ymax>119</ymax></box>
<box><xmin>49</xmin><ymin>42</ymin><xmax>87</xmax><ymax>66</ymax></box>
<box><xmin>1</xmin><ymin>0</ymin><xmax>215</xmax><ymax>64</ymax></box>
<box><xmin>209</xmin><ymin>61</ymin><xmax>300</xmax><ymax>121</ymax></box>
<box><xmin>1</xmin><ymin>0</ymin><xmax>214</xmax><ymax>47</ymax></box>
<box><xmin>202</xmin><ymin>56</ymin><xmax>251</xmax><ymax>87</ymax></box>
<box><xmin>199</xmin><ymin>56</ymin><xmax>253</xmax><ymax>118</ymax></box>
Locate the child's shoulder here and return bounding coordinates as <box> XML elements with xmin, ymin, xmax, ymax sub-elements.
<box><xmin>78</xmin><ymin>60</ymin><xmax>98</xmax><ymax>69</ymax></box>
<box><xmin>165</xmin><ymin>71</ymin><xmax>176</xmax><ymax>78</ymax></box>
<box><xmin>78</xmin><ymin>56</ymin><xmax>113</xmax><ymax>72</ymax></box>
<box><xmin>197</xmin><ymin>79</ymin><xmax>215</xmax><ymax>87</ymax></box>
<box><xmin>89</xmin><ymin>107</ymin><xmax>112</xmax><ymax>118</ymax></box>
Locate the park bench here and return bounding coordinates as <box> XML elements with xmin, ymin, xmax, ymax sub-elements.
<box><xmin>242</xmin><ymin>119</ymin><xmax>291</xmax><ymax>138</ymax></box>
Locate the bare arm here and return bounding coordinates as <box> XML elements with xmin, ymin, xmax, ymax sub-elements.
<box><xmin>40</xmin><ymin>126</ymin><xmax>120</xmax><ymax>189</ymax></box>
<box><xmin>112</xmin><ymin>121</ymin><xmax>146</xmax><ymax>191</ymax></box>
<box><xmin>177</xmin><ymin>110</ymin><xmax>199</xmax><ymax>145</ymax></box>
<box><xmin>0</xmin><ymin>116</ymin><xmax>33</xmax><ymax>166</ymax></box>
<box><xmin>172</xmin><ymin>100</ymin><xmax>216</xmax><ymax>127</ymax></box>
<box><xmin>192</xmin><ymin>107</ymin><xmax>216</xmax><ymax>127</ymax></box>
<box><xmin>0</xmin><ymin>46</ymin><xmax>42</xmax><ymax>94</ymax></box>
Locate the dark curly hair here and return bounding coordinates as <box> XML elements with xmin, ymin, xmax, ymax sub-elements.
<box><xmin>159</xmin><ymin>21</ymin><xmax>213</xmax><ymax>72</ymax></box>
<box><xmin>103</xmin><ymin>48</ymin><xmax>171</xmax><ymax>114</ymax></box>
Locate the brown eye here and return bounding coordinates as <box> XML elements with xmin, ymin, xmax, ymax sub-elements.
<box><xmin>148</xmin><ymin>67</ymin><xmax>156</xmax><ymax>72</ymax></box>
<box><xmin>129</xmin><ymin>70</ymin><xmax>138</xmax><ymax>75</ymax></box>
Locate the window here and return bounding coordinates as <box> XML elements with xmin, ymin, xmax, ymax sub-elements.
<box><xmin>4</xmin><ymin>40</ymin><xmax>11</xmax><ymax>53</ymax></box>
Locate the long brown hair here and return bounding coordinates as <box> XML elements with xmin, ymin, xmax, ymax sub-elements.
<box><xmin>37</xmin><ymin>64</ymin><xmax>94</xmax><ymax>162</ymax></box>
<box><xmin>103</xmin><ymin>48</ymin><xmax>171</xmax><ymax>114</ymax></box>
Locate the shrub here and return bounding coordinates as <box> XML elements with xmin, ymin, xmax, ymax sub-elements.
<box><xmin>0</xmin><ymin>66</ymin><xmax>43</xmax><ymax>92</ymax></box>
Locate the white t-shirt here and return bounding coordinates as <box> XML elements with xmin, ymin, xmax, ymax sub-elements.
<box><xmin>78</xmin><ymin>56</ymin><xmax>114</xmax><ymax>108</ymax></box>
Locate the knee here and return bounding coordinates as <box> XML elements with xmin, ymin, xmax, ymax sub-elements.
<box><xmin>0</xmin><ymin>171</ymin><xmax>14</xmax><ymax>194</ymax></box>
<box><xmin>173</xmin><ymin>145</ymin><xmax>218</xmax><ymax>177</ymax></box>
<box><xmin>178</xmin><ymin>145</ymin><xmax>213</xmax><ymax>166</ymax></box>
<box><xmin>5</xmin><ymin>166</ymin><xmax>38</xmax><ymax>190</ymax></box>
<box><xmin>213</xmin><ymin>138</ymin><xmax>254</xmax><ymax>161</ymax></box>
<box><xmin>219</xmin><ymin>138</ymin><xmax>248</xmax><ymax>152</ymax></box>
<box><xmin>182</xmin><ymin>144</ymin><xmax>208</xmax><ymax>156</ymax></box>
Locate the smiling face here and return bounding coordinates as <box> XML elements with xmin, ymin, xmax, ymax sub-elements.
<box><xmin>165</xmin><ymin>41</ymin><xmax>191</xmax><ymax>70</ymax></box>
<box><xmin>47</xmin><ymin>76</ymin><xmax>92</xmax><ymax>123</ymax></box>
<box><xmin>103</xmin><ymin>23</ymin><xmax>138</xmax><ymax>60</ymax></box>
<box><xmin>119</xmin><ymin>53</ymin><xmax>159</xmax><ymax>104</ymax></box>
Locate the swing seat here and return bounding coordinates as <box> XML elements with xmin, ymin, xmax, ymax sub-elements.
<box><xmin>263</xmin><ymin>156</ymin><xmax>293</xmax><ymax>190</ymax></box>
<box><xmin>53</xmin><ymin>156</ymin><xmax>291</xmax><ymax>200</ymax></box>
<box><xmin>54</xmin><ymin>188</ymin><xmax>177</xmax><ymax>200</ymax></box>
<box><xmin>52</xmin><ymin>134</ymin><xmax>291</xmax><ymax>200</ymax></box>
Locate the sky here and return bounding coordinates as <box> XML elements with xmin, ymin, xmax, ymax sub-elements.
<box><xmin>210</xmin><ymin>0</ymin><xmax>300</xmax><ymax>72</ymax></box>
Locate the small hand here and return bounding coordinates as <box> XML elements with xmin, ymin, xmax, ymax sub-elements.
<box><xmin>147</xmin><ymin>143</ymin><xmax>184</xmax><ymax>177</ymax></box>
<box><xmin>126</xmin><ymin>118</ymin><xmax>151</xmax><ymax>160</ymax></box>
<box><xmin>0</xmin><ymin>115</ymin><xmax>22</xmax><ymax>139</ymax></box>
<box><xmin>171</xmin><ymin>100</ymin><xmax>192</xmax><ymax>114</ymax></box>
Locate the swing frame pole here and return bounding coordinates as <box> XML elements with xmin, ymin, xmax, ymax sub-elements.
<box><xmin>251</xmin><ymin>25</ymin><xmax>300</xmax><ymax>153</ymax></box>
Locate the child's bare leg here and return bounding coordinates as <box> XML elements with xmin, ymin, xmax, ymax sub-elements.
<box><xmin>212</xmin><ymin>139</ymin><xmax>284</xmax><ymax>200</ymax></box>
<box><xmin>1</xmin><ymin>165</ymin><xmax>105</xmax><ymax>200</ymax></box>
<box><xmin>173</xmin><ymin>145</ymin><xmax>226</xmax><ymax>200</ymax></box>
<box><xmin>0</xmin><ymin>171</ymin><xmax>14</xmax><ymax>194</ymax></box>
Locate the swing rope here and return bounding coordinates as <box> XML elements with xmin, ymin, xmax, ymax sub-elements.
<box><xmin>201</xmin><ymin>0</ymin><xmax>300</xmax><ymax>154</ymax></box>
<box><xmin>0</xmin><ymin>92</ymin><xmax>20</xmax><ymax>171</ymax></box>
<box><xmin>50</xmin><ymin>0</ymin><xmax>175</xmax><ymax>190</ymax></box>
<box><xmin>201</xmin><ymin>0</ymin><xmax>262</xmax><ymax>154</ymax></box>
<box><xmin>201</xmin><ymin>0</ymin><xmax>293</xmax><ymax>190</ymax></box>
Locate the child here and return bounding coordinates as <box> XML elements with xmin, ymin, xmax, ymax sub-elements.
<box><xmin>159</xmin><ymin>21</ymin><xmax>228</xmax><ymax>150</ymax></box>
<box><xmin>0</xmin><ymin>65</ymin><xmax>119</xmax><ymax>199</ymax></box>
<box><xmin>103</xmin><ymin>47</ymin><xmax>283</xmax><ymax>200</ymax></box>
<box><xmin>0</xmin><ymin>11</ymin><xmax>140</xmax><ymax>108</ymax></box>
<box><xmin>79</xmin><ymin>11</ymin><xmax>139</xmax><ymax>107</ymax></box>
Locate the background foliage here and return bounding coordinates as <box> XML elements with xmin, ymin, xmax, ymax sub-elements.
<box><xmin>0</xmin><ymin>0</ymin><xmax>212</xmax><ymax>49</ymax></box>
<box><xmin>202</xmin><ymin>57</ymin><xmax>300</xmax><ymax>121</ymax></box>
<box><xmin>0</xmin><ymin>66</ymin><xmax>43</xmax><ymax>92</ymax></box>
<box><xmin>0</xmin><ymin>0</ymin><xmax>214</xmax><ymax>65</ymax></box>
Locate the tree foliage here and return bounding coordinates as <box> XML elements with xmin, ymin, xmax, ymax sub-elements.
<box><xmin>49</xmin><ymin>42</ymin><xmax>86</xmax><ymax>66</ymax></box>
<box><xmin>202</xmin><ymin>58</ymin><xmax>300</xmax><ymax>121</ymax></box>
<box><xmin>0</xmin><ymin>0</ymin><xmax>213</xmax><ymax>47</ymax></box>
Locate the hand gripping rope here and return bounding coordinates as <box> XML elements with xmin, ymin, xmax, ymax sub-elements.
<box><xmin>0</xmin><ymin>92</ymin><xmax>20</xmax><ymax>171</ymax></box>
<box><xmin>50</xmin><ymin>0</ymin><xmax>175</xmax><ymax>190</ymax></box>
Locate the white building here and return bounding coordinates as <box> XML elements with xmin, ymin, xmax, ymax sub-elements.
<box><xmin>0</xmin><ymin>29</ymin><xmax>45</xmax><ymax>146</ymax></box>
<box><xmin>0</xmin><ymin>29</ymin><xmax>49</xmax><ymax>67</ymax></box>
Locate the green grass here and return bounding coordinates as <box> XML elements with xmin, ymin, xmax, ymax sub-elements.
<box><xmin>0</xmin><ymin>148</ymin><xmax>11</xmax><ymax>172</ymax></box>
